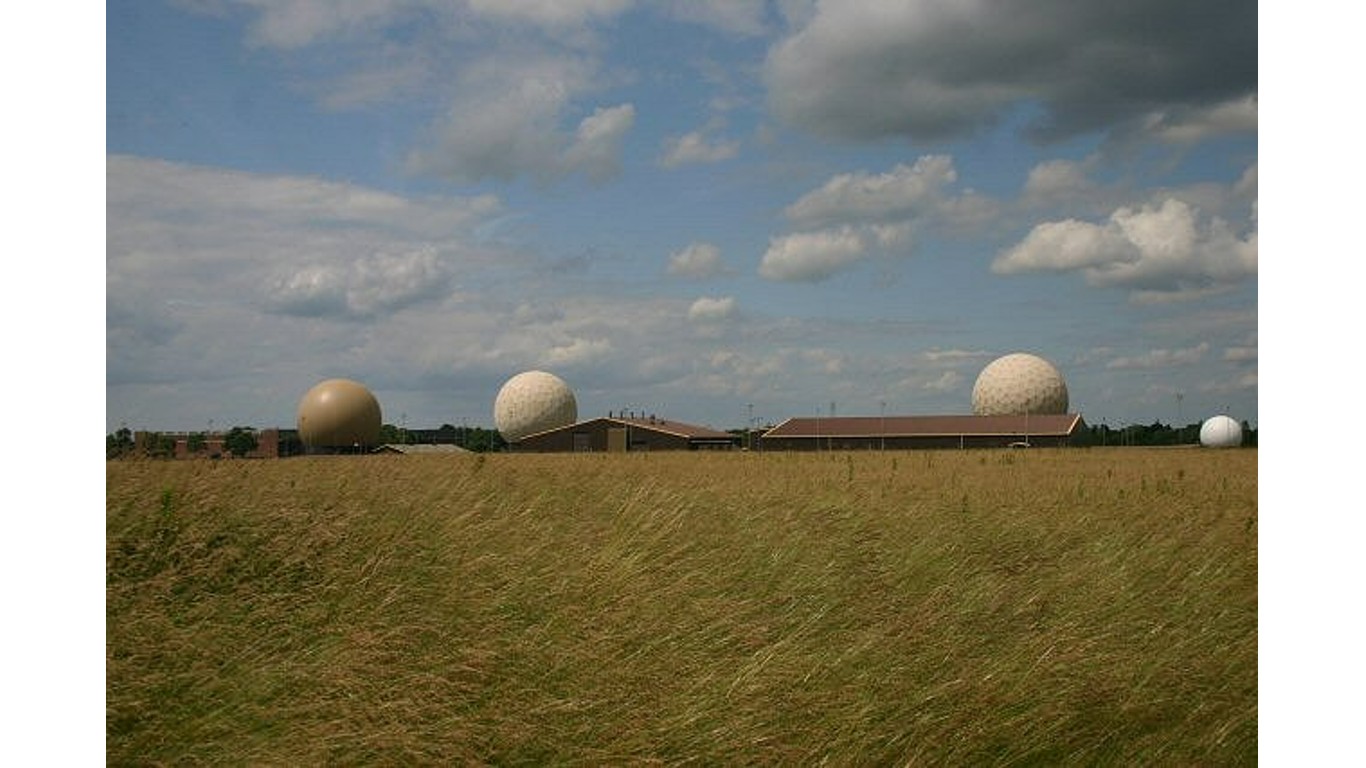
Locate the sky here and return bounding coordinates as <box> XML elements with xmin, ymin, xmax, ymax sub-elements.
<box><xmin>106</xmin><ymin>0</ymin><xmax>1258</xmax><ymax>434</ymax></box>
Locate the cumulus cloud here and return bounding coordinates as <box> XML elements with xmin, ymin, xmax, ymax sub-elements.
<box><xmin>994</xmin><ymin>197</ymin><xmax>1256</xmax><ymax>299</ymax></box>
<box><xmin>544</xmin><ymin>337</ymin><xmax>614</xmax><ymax>367</ymax></box>
<box><xmin>267</xmin><ymin>248</ymin><xmax>454</xmax><ymax>318</ymax></box>
<box><xmin>667</xmin><ymin>242</ymin><xmax>726</xmax><ymax>278</ymax></box>
<box><xmin>765</xmin><ymin>0</ymin><xmax>1256</xmax><ymax>143</ymax></box>
<box><xmin>760</xmin><ymin>155</ymin><xmax>998</xmax><ymax>282</ymax></box>
<box><xmin>784</xmin><ymin>155</ymin><xmax>958</xmax><ymax>226</ymax></box>
<box><xmin>687</xmin><ymin>296</ymin><xmax>738</xmax><ymax>322</ymax></box>
<box><xmin>659</xmin><ymin>130</ymin><xmax>740</xmax><ymax>168</ymax></box>
<box><xmin>563</xmin><ymin>103</ymin><xmax>637</xmax><ymax>180</ymax></box>
<box><xmin>1023</xmin><ymin>159</ymin><xmax>1098</xmax><ymax>206</ymax></box>
<box><xmin>758</xmin><ymin>227</ymin><xmax>868</xmax><ymax>282</ymax></box>
<box><xmin>1145</xmin><ymin>94</ymin><xmax>1258</xmax><ymax>144</ymax></box>
<box><xmin>404</xmin><ymin>52</ymin><xmax>635</xmax><ymax>183</ymax></box>
<box><xmin>214</xmin><ymin>1</ymin><xmax>642</xmax><ymax>183</ymax></box>
<box><xmin>107</xmin><ymin>154</ymin><xmax>506</xmax><ymax>346</ymax></box>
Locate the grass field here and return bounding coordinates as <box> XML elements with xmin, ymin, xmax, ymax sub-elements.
<box><xmin>107</xmin><ymin>447</ymin><xmax>1256</xmax><ymax>764</ymax></box>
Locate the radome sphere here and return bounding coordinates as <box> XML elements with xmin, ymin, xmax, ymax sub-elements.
<box><xmin>297</xmin><ymin>378</ymin><xmax>383</xmax><ymax>449</ymax></box>
<box><xmin>1199</xmin><ymin>415</ymin><xmax>1243</xmax><ymax>448</ymax></box>
<box><xmin>972</xmin><ymin>353</ymin><xmax>1069</xmax><ymax>416</ymax></box>
<box><xmin>494</xmin><ymin>370</ymin><xmax>578</xmax><ymax>442</ymax></box>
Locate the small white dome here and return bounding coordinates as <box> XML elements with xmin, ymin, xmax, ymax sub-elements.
<box><xmin>1199</xmin><ymin>415</ymin><xmax>1243</xmax><ymax>448</ymax></box>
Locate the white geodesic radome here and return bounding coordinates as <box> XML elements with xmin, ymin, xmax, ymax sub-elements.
<box><xmin>1199</xmin><ymin>415</ymin><xmax>1243</xmax><ymax>448</ymax></box>
<box><xmin>493</xmin><ymin>370</ymin><xmax>578</xmax><ymax>442</ymax></box>
<box><xmin>971</xmin><ymin>353</ymin><xmax>1069</xmax><ymax>416</ymax></box>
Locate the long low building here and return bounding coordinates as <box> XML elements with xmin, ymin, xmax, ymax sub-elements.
<box><xmin>759</xmin><ymin>414</ymin><xmax>1088</xmax><ymax>450</ymax></box>
<box><xmin>514</xmin><ymin>415</ymin><xmax>741</xmax><ymax>452</ymax></box>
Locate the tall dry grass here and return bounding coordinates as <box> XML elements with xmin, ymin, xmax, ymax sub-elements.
<box><xmin>107</xmin><ymin>448</ymin><xmax>1256</xmax><ymax>764</ymax></box>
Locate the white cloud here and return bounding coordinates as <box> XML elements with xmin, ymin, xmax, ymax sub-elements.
<box><xmin>784</xmin><ymin>155</ymin><xmax>958</xmax><ymax>225</ymax></box>
<box><xmin>238</xmin><ymin>0</ymin><xmax>415</xmax><ymax>49</ymax></box>
<box><xmin>108</xmin><ymin>155</ymin><xmax>501</xmax><ymax>239</ymax></box>
<box><xmin>1145</xmin><ymin>95</ymin><xmax>1258</xmax><ymax>144</ymax></box>
<box><xmin>267</xmin><ymin>248</ymin><xmax>454</xmax><ymax>318</ymax></box>
<box><xmin>994</xmin><ymin>218</ymin><xmax>1139</xmax><ymax>273</ymax></box>
<box><xmin>756</xmin><ymin>155</ymin><xmax>1006</xmax><ymax>282</ymax></box>
<box><xmin>563</xmin><ymin>103</ymin><xmax>637</xmax><ymax>180</ymax></box>
<box><xmin>404</xmin><ymin>52</ymin><xmax>635</xmax><ymax>183</ymax></box>
<box><xmin>659</xmin><ymin>130</ymin><xmax>740</xmax><ymax>168</ymax></box>
<box><xmin>687</xmin><ymin>296</ymin><xmax>738</xmax><ymax>322</ymax></box>
<box><xmin>922</xmin><ymin>348</ymin><xmax>989</xmax><ymax>363</ymax></box>
<box><xmin>667</xmin><ymin>242</ymin><xmax>725</xmax><ymax>278</ymax></box>
<box><xmin>409</xmin><ymin>59</ymin><xmax>573</xmax><ymax>181</ymax></box>
<box><xmin>1107</xmin><ymin>343</ymin><xmax>1210</xmax><ymax>370</ymax></box>
<box><xmin>758</xmin><ymin>227</ymin><xmax>868</xmax><ymax>282</ymax></box>
<box><xmin>1022</xmin><ymin>159</ymin><xmax>1095</xmax><ymax>206</ymax></box>
<box><xmin>922</xmin><ymin>370</ymin><xmax>962</xmax><ymax>393</ymax></box>
<box><xmin>544</xmin><ymin>337</ymin><xmax>614</xmax><ymax>367</ymax></box>
<box><xmin>106</xmin><ymin>155</ymin><xmax>510</xmax><ymax>399</ymax></box>
<box><xmin>1234</xmin><ymin>164</ymin><xmax>1257</xmax><ymax>200</ymax></box>
<box><xmin>995</xmin><ymin>198</ymin><xmax>1257</xmax><ymax>299</ymax></box>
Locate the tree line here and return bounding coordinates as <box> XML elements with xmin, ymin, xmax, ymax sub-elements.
<box><xmin>1084</xmin><ymin>420</ymin><xmax>1256</xmax><ymax>447</ymax></box>
<box><xmin>371</xmin><ymin>424</ymin><xmax>507</xmax><ymax>453</ymax></box>
<box><xmin>107</xmin><ymin>423</ymin><xmax>507</xmax><ymax>459</ymax></box>
<box><xmin>106</xmin><ymin>427</ymin><xmax>261</xmax><ymax>460</ymax></box>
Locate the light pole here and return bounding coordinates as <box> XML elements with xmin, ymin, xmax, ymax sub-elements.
<box><xmin>880</xmin><ymin>400</ymin><xmax>886</xmax><ymax>451</ymax></box>
<box><xmin>1175</xmin><ymin>392</ymin><xmax>1185</xmax><ymax>443</ymax></box>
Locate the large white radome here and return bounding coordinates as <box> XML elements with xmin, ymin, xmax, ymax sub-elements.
<box><xmin>972</xmin><ymin>353</ymin><xmax>1069</xmax><ymax>416</ymax></box>
<box><xmin>493</xmin><ymin>370</ymin><xmax>578</xmax><ymax>442</ymax></box>
<box><xmin>1199</xmin><ymin>415</ymin><xmax>1243</xmax><ymax>448</ymax></box>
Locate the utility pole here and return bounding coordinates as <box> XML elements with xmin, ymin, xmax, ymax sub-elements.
<box><xmin>1176</xmin><ymin>392</ymin><xmax>1184</xmax><ymax>443</ymax></box>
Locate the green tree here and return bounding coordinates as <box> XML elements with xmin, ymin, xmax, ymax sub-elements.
<box><xmin>188</xmin><ymin>432</ymin><xmax>207</xmax><ymax>454</ymax></box>
<box><xmin>106</xmin><ymin>427</ymin><xmax>134</xmax><ymax>459</ymax></box>
<box><xmin>224</xmin><ymin>427</ymin><xmax>258</xmax><ymax>458</ymax></box>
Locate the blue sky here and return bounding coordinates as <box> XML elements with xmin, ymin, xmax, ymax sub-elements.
<box><xmin>106</xmin><ymin>0</ymin><xmax>1258</xmax><ymax>433</ymax></box>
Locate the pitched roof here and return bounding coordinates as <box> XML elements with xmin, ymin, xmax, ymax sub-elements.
<box><xmin>608</xmin><ymin>415</ymin><xmax>737</xmax><ymax>440</ymax></box>
<box><xmin>520</xmin><ymin>415</ymin><xmax>737</xmax><ymax>442</ymax></box>
<box><xmin>373</xmin><ymin>443</ymin><xmax>472</xmax><ymax>455</ymax></box>
<box><xmin>762</xmin><ymin>414</ymin><xmax>1083</xmax><ymax>439</ymax></box>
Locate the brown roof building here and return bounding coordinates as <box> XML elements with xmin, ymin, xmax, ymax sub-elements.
<box><xmin>759</xmin><ymin>414</ymin><xmax>1088</xmax><ymax>451</ymax></box>
<box><xmin>513</xmin><ymin>415</ymin><xmax>741</xmax><ymax>452</ymax></box>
